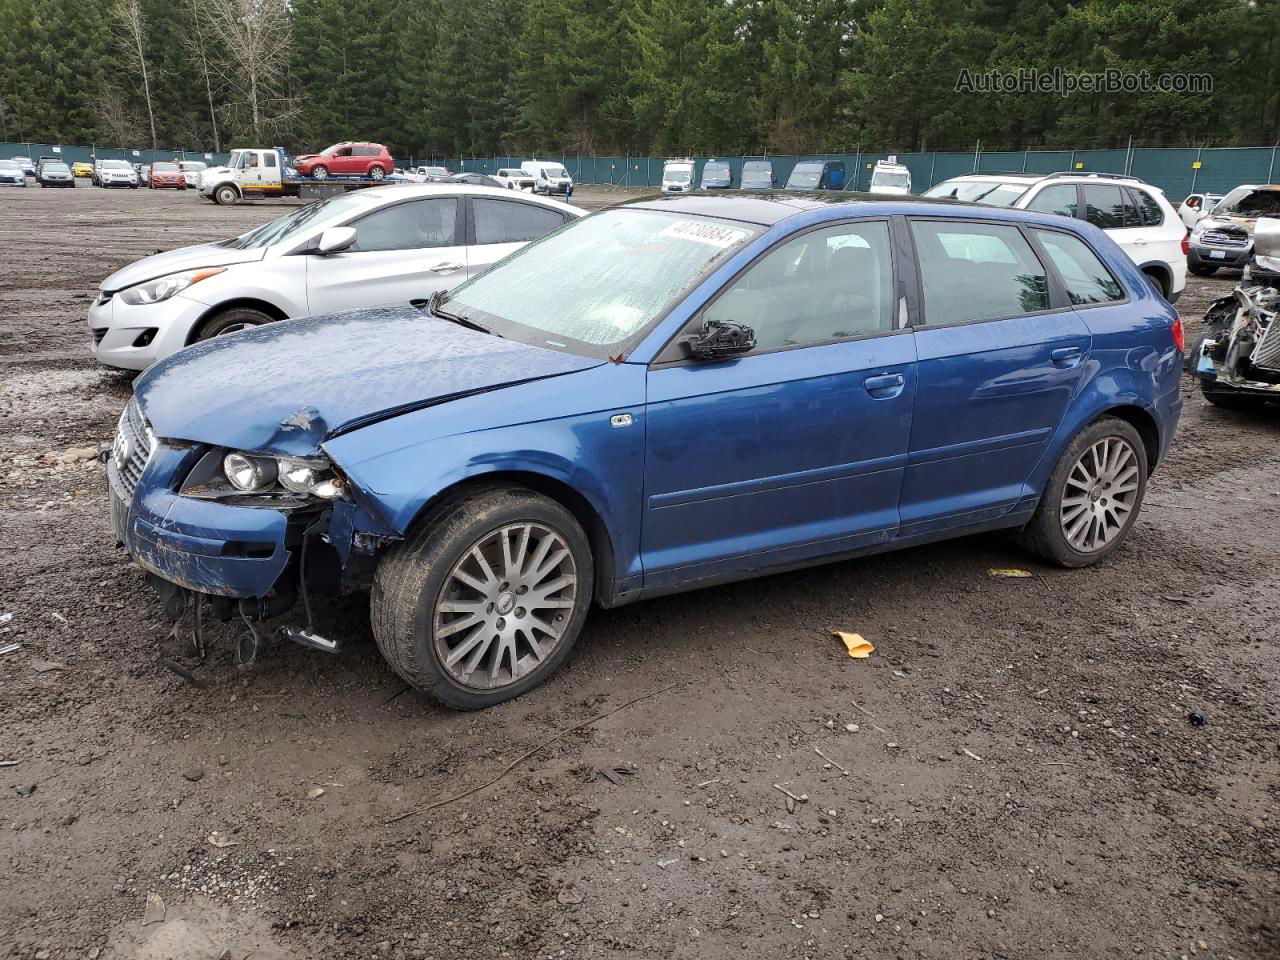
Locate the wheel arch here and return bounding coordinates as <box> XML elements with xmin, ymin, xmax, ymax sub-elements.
<box><xmin>186</xmin><ymin>298</ymin><xmax>290</xmax><ymax>344</ymax></box>
<box><xmin>404</xmin><ymin>470</ymin><xmax>619</xmax><ymax>607</ymax></box>
<box><xmin>1096</xmin><ymin>403</ymin><xmax>1161</xmax><ymax>469</ymax></box>
<box><xmin>1136</xmin><ymin>260</ymin><xmax>1172</xmax><ymax>299</ymax></box>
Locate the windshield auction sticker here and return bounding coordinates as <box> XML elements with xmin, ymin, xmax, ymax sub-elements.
<box><xmin>659</xmin><ymin>220</ymin><xmax>751</xmax><ymax>249</ymax></box>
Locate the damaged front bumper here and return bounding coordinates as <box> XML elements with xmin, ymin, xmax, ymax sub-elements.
<box><xmin>1194</xmin><ymin>285</ymin><xmax>1280</xmax><ymax>396</ymax></box>
<box><xmin>109</xmin><ymin>443</ymin><xmax>294</xmax><ymax>598</ymax></box>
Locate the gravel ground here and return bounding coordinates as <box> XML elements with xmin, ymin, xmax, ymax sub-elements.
<box><xmin>0</xmin><ymin>184</ymin><xmax>1276</xmax><ymax>960</ymax></box>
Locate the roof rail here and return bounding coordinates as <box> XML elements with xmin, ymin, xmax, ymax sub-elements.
<box><xmin>1045</xmin><ymin>170</ymin><xmax>1147</xmax><ymax>183</ymax></box>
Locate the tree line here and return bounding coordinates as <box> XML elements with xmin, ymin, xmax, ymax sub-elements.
<box><xmin>0</xmin><ymin>0</ymin><xmax>1276</xmax><ymax>160</ymax></box>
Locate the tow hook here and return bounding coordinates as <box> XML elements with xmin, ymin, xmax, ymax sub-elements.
<box><xmin>279</xmin><ymin>625</ymin><xmax>341</xmax><ymax>654</ymax></box>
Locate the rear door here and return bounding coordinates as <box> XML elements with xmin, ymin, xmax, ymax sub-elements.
<box><xmin>642</xmin><ymin>218</ymin><xmax>916</xmax><ymax>588</ymax></box>
<box><xmin>465</xmin><ymin>197</ymin><xmax>573</xmax><ymax>277</ymax></box>
<box><xmin>901</xmin><ymin>217</ymin><xmax>1092</xmax><ymax>535</ymax></box>
<box><xmin>305</xmin><ymin>196</ymin><xmax>466</xmax><ymax>312</ymax></box>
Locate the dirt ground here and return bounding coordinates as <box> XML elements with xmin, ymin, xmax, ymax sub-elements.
<box><xmin>0</xmin><ymin>183</ymin><xmax>1276</xmax><ymax>960</ymax></box>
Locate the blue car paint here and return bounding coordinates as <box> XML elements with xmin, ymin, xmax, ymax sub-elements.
<box><xmin>114</xmin><ymin>195</ymin><xmax>1182</xmax><ymax>611</ymax></box>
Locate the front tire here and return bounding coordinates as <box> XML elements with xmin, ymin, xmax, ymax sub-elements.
<box><xmin>1201</xmin><ymin>380</ymin><xmax>1264</xmax><ymax>411</ymax></box>
<box><xmin>193</xmin><ymin>306</ymin><xmax>273</xmax><ymax>341</ymax></box>
<box><xmin>1022</xmin><ymin>417</ymin><xmax>1148</xmax><ymax>568</ymax></box>
<box><xmin>213</xmin><ymin>184</ymin><xmax>239</xmax><ymax>206</ymax></box>
<box><xmin>311</xmin><ymin>165</ymin><xmax>329</xmax><ymax>180</ymax></box>
<box><xmin>372</xmin><ymin>485</ymin><xmax>594</xmax><ymax>710</ymax></box>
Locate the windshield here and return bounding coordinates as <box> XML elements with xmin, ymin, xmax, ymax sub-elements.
<box><xmin>1213</xmin><ymin>187</ymin><xmax>1280</xmax><ymax>218</ymax></box>
<box><xmin>45</xmin><ymin>163</ymin><xmax>70</xmax><ymax>173</ymax></box>
<box><xmin>543</xmin><ymin>166</ymin><xmax>569</xmax><ymax>179</ymax></box>
<box><xmin>665</xmin><ymin>167</ymin><xmax>692</xmax><ymax>183</ymax></box>
<box><xmin>443</xmin><ymin>209</ymin><xmax>760</xmax><ymax>356</ymax></box>
<box><xmin>181</xmin><ymin>162</ymin><xmax>206</xmax><ymax>171</ymax></box>
<box><xmin>873</xmin><ymin>172</ymin><xmax>910</xmax><ymax>187</ymax></box>
<box><xmin>742</xmin><ymin>163</ymin><xmax>771</xmax><ymax>184</ymax></box>
<box><xmin>923</xmin><ymin>179</ymin><xmax>1030</xmax><ymax>207</ymax></box>
<box><xmin>227</xmin><ymin>192</ymin><xmax>377</xmax><ymax>250</ymax></box>
<box><xmin>786</xmin><ymin>164</ymin><xmax>822</xmax><ymax>188</ymax></box>
<box><xmin>0</xmin><ymin>161</ymin><xmax>17</xmax><ymax>170</ymax></box>
<box><xmin>103</xmin><ymin>160</ymin><xmax>130</xmax><ymax>169</ymax></box>
<box><xmin>703</xmin><ymin>163</ymin><xmax>730</xmax><ymax>180</ymax></box>
<box><xmin>319</xmin><ymin>145</ymin><xmax>344</xmax><ymax>157</ymax></box>
<box><xmin>153</xmin><ymin>162</ymin><xmax>178</xmax><ymax>172</ymax></box>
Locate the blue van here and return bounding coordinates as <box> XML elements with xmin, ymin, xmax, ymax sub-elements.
<box><xmin>700</xmin><ymin>159</ymin><xmax>732</xmax><ymax>190</ymax></box>
<box><xmin>786</xmin><ymin>159</ymin><xmax>845</xmax><ymax>190</ymax></box>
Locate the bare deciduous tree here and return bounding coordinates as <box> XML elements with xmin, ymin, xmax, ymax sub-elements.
<box><xmin>182</xmin><ymin>0</ymin><xmax>222</xmax><ymax>153</ymax></box>
<box><xmin>113</xmin><ymin>0</ymin><xmax>158</xmax><ymax>150</ymax></box>
<box><xmin>202</xmin><ymin>0</ymin><xmax>299</xmax><ymax>141</ymax></box>
<box><xmin>95</xmin><ymin>85</ymin><xmax>145</xmax><ymax>145</ymax></box>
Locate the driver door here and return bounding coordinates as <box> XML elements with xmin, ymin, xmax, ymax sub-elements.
<box><xmin>305</xmin><ymin>196</ymin><xmax>466</xmax><ymax>313</ymax></box>
<box><xmin>641</xmin><ymin>219</ymin><xmax>916</xmax><ymax>590</ymax></box>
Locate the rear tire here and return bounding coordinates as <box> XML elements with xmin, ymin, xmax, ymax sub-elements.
<box><xmin>193</xmin><ymin>306</ymin><xmax>273</xmax><ymax>342</ymax></box>
<box><xmin>1022</xmin><ymin>417</ymin><xmax>1148</xmax><ymax>568</ymax></box>
<box><xmin>1143</xmin><ymin>269</ymin><xmax>1171</xmax><ymax>300</ymax></box>
<box><xmin>1188</xmin><ymin>263</ymin><xmax>1218</xmax><ymax>277</ymax></box>
<box><xmin>372</xmin><ymin>485</ymin><xmax>594</xmax><ymax>710</ymax></box>
<box><xmin>311</xmin><ymin>165</ymin><xmax>329</xmax><ymax>180</ymax></box>
<box><xmin>369</xmin><ymin>166</ymin><xmax>385</xmax><ymax>180</ymax></box>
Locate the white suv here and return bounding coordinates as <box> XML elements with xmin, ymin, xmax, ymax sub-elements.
<box><xmin>924</xmin><ymin>172</ymin><xmax>1186</xmax><ymax>303</ymax></box>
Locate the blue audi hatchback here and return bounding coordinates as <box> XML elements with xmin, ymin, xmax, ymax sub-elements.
<box><xmin>108</xmin><ymin>194</ymin><xmax>1184</xmax><ymax>708</ymax></box>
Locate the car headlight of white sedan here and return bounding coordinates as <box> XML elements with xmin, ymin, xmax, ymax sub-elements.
<box><xmin>118</xmin><ymin>267</ymin><xmax>225</xmax><ymax>305</ymax></box>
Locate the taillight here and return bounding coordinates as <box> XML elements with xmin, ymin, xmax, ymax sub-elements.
<box><xmin>1181</xmin><ymin>234</ymin><xmax>1189</xmax><ymax>255</ymax></box>
<box><xmin>1171</xmin><ymin>315</ymin><xmax>1185</xmax><ymax>353</ymax></box>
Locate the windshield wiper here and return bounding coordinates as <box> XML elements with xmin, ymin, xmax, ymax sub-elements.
<box><xmin>421</xmin><ymin>289</ymin><xmax>493</xmax><ymax>335</ymax></box>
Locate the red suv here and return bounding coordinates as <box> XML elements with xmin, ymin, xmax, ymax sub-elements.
<box><xmin>293</xmin><ymin>142</ymin><xmax>393</xmax><ymax>180</ymax></box>
<box><xmin>147</xmin><ymin>161</ymin><xmax>186</xmax><ymax>190</ymax></box>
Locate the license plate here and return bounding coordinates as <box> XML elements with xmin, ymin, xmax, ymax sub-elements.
<box><xmin>1209</xmin><ymin>250</ymin><xmax>1227</xmax><ymax>260</ymax></box>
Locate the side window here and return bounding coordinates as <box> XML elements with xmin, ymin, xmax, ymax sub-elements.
<box><xmin>245</xmin><ymin>153</ymin><xmax>259</xmax><ymax>168</ymax></box>
<box><xmin>1122</xmin><ymin>188</ymin><xmax>1142</xmax><ymax>227</ymax></box>
<box><xmin>473</xmin><ymin>199</ymin><xmax>567</xmax><ymax>244</ymax></box>
<box><xmin>1034</xmin><ymin>229</ymin><xmax>1124</xmax><ymax>305</ymax></box>
<box><xmin>1136</xmin><ymin>189</ymin><xmax>1164</xmax><ymax>226</ymax></box>
<box><xmin>702</xmin><ymin>221</ymin><xmax>894</xmax><ymax>351</ymax></box>
<box><xmin>350</xmin><ymin>198</ymin><xmax>459</xmax><ymax>252</ymax></box>
<box><xmin>1082</xmin><ymin>185</ymin><xmax>1125</xmax><ymax>229</ymax></box>
<box><xmin>263</xmin><ymin>151</ymin><xmax>277</xmax><ymax>168</ymax></box>
<box><xmin>910</xmin><ymin>220</ymin><xmax>1049</xmax><ymax>325</ymax></box>
<box><xmin>335</xmin><ymin>146</ymin><xmax>352</xmax><ymax>158</ymax></box>
<box><xmin>1024</xmin><ymin>184</ymin><xmax>1078</xmax><ymax>218</ymax></box>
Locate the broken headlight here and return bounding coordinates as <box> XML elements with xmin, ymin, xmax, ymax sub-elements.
<box><xmin>180</xmin><ymin>448</ymin><xmax>346</xmax><ymax>503</ymax></box>
<box><xmin>221</xmin><ymin>452</ymin><xmax>345</xmax><ymax>500</ymax></box>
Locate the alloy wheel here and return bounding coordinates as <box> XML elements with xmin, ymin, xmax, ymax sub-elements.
<box><xmin>433</xmin><ymin>522</ymin><xmax>578</xmax><ymax>690</ymax></box>
<box><xmin>1059</xmin><ymin>436</ymin><xmax>1141</xmax><ymax>553</ymax></box>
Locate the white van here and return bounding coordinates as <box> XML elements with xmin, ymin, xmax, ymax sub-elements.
<box><xmin>661</xmin><ymin>158</ymin><xmax>696</xmax><ymax>193</ymax></box>
<box><xmin>520</xmin><ymin>160</ymin><xmax>573</xmax><ymax>196</ymax></box>
<box><xmin>870</xmin><ymin>158</ymin><xmax>911</xmax><ymax>195</ymax></box>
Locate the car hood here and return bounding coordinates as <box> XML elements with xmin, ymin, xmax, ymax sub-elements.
<box><xmin>133</xmin><ymin>307</ymin><xmax>604</xmax><ymax>455</ymax></box>
<box><xmin>100</xmin><ymin>242</ymin><xmax>267</xmax><ymax>293</ymax></box>
<box><xmin>294</xmin><ymin>154</ymin><xmax>320</xmax><ymax>163</ymax></box>
<box><xmin>1198</xmin><ymin>215</ymin><xmax>1258</xmax><ymax>234</ymax></box>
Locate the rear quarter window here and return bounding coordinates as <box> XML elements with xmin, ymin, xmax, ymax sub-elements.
<box><xmin>1135</xmin><ymin>189</ymin><xmax>1164</xmax><ymax>226</ymax></box>
<box><xmin>1034</xmin><ymin>230</ymin><xmax>1125</xmax><ymax>305</ymax></box>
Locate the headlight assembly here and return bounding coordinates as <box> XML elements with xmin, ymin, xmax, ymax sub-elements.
<box><xmin>119</xmin><ymin>267</ymin><xmax>225</xmax><ymax>306</ymax></box>
<box><xmin>215</xmin><ymin>451</ymin><xmax>346</xmax><ymax>501</ymax></box>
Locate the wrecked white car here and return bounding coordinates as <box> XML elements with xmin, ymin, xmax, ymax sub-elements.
<box><xmin>1192</xmin><ymin>217</ymin><xmax>1280</xmax><ymax>409</ymax></box>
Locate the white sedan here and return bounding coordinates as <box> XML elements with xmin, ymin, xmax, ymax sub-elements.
<box><xmin>88</xmin><ymin>185</ymin><xmax>583</xmax><ymax>370</ymax></box>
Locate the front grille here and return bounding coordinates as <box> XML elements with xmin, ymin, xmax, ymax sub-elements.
<box><xmin>109</xmin><ymin>399</ymin><xmax>156</xmax><ymax>500</ymax></box>
<box><xmin>1201</xmin><ymin>229</ymin><xmax>1248</xmax><ymax>247</ymax></box>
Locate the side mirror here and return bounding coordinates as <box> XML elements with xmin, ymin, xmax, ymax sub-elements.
<box><xmin>316</xmin><ymin>226</ymin><xmax>357</xmax><ymax>255</ymax></box>
<box><xmin>681</xmin><ymin>319</ymin><xmax>755</xmax><ymax>361</ymax></box>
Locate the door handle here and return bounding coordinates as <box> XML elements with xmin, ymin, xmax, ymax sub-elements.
<box><xmin>428</xmin><ymin>261</ymin><xmax>464</xmax><ymax>273</ymax></box>
<box><xmin>863</xmin><ymin>372</ymin><xmax>905</xmax><ymax>394</ymax></box>
<box><xmin>1051</xmin><ymin>346</ymin><xmax>1083</xmax><ymax>366</ymax></box>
